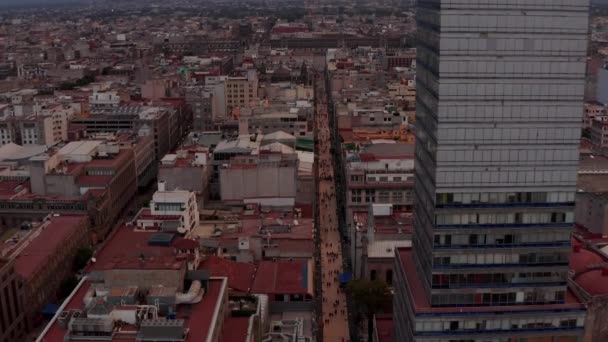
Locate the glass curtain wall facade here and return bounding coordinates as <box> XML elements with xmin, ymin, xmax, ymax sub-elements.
<box><xmin>414</xmin><ymin>0</ymin><xmax>589</xmax><ymax>311</ymax></box>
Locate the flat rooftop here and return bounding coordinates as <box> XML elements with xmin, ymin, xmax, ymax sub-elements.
<box><xmin>38</xmin><ymin>277</ymin><xmax>227</xmax><ymax>342</ymax></box>
<box><xmin>579</xmin><ymin>155</ymin><xmax>608</xmax><ymax>173</ymax></box>
<box><xmin>353</xmin><ymin>210</ymin><xmax>413</xmax><ymax>236</ymax></box>
<box><xmin>397</xmin><ymin>247</ymin><xmax>586</xmax><ymax>315</ymax></box>
<box><xmin>577</xmin><ymin>173</ymin><xmax>608</xmax><ymax>193</ymax></box>
<box><xmin>87</xmin><ymin>225</ymin><xmax>181</xmax><ymax>272</ymax></box>
<box><xmin>359</xmin><ymin>142</ymin><xmax>415</xmax><ymax>159</ymax></box>
<box><xmin>251</xmin><ymin>259</ymin><xmax>313</xmax><ymax>296</ymax></box>
<box><xmin>199</xmin><ymin>256</ymin><xmax>256</xmax><ymax>294</ymax></box>
<box><xmin>12</xmin><ymin>215</ymin><xmax>87</xmax><ymax>280</ymax></box>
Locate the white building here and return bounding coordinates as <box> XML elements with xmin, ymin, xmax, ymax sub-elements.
<box><xmin>89</xmin><ymin>92</ymin><xmax>121</xmax><ymax>109</ymax></box>
<box><xmin>138</xmin><ymin>181</ymin><xmax>200</xmax><ymax>234</ymax></box>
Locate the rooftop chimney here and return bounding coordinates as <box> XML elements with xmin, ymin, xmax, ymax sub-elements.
<box><xmin>158</xmin><ymin>181</ymin><xmax>166</xmax><ymax>192</ymax></box>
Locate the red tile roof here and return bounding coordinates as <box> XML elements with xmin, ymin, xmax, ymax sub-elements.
<box><xmin>570</xmin><ymin>235</ymin><xmax>608</xmax><ymax>296</ymax></box>
<box><xmin>199</xmin><ymin>256</ymin><xmax>256</xmax><ymax>294</ymax></box>
<box><xmin>574</xmin><ymin>269</ymin><xmax>608</xmax><ymax>296</ymax></box>
<box><xmin>14</xmin><ymin>215</ymin><xmax>87</xmax><ymax>280</ymax></box>
<box><xmin>251</xmin><ymin>260</ymin><xmax>311</xmax><ymax>296</ymax></box>
<box><xmin>569</xmin><ymin>240</ymin><xmax>604</xmax><ymax>274</ymax></box>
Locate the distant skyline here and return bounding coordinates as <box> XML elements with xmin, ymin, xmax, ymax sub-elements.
<box><xmin>0</xmin><ymin>0</ymin><xmax>82</xmax><ymax>9</ymax></box>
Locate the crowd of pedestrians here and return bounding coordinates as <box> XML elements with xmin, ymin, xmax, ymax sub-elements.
<box><xmin>314</xmin><ymin>76</ymin><xmax>350</xmax><ymax>341</ymax></box>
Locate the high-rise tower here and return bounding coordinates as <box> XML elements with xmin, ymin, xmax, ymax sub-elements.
<box><xmin>394</xmin><ymin>0</ymin><xmax>590</xmax><ymax>341</ymax></box>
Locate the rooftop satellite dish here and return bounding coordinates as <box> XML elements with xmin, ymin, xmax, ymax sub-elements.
<box><xmin>91</xmin><ymin>257</ymin><xmax>97</xmax><ymax>263</ymax></box>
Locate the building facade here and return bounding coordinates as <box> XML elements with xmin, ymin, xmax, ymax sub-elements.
<box><xmin>219</xmin><ymin>152</ymin><xmax>298</xmax><ymax>205</ymax></box>
<box><xmin>346</xmin><ymin>143</ymin><xmax>415</xmax><ymax>213</ymax></box>
<box><xmin>395</xmin><ymin>1</ymin><xmax>590</xmax><ymax>341</ymax></box>
<box><xmin>0</xmin><ymin>258</ymin><xmax>26</xmax><ymax>342</ymax></box>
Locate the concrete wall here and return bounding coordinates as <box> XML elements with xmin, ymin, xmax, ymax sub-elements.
<box><xmin>45</xmin><ymin>174</ymin><xmax>80</xmax><ymax>197</ymax></box>
<box><xmin>220</xmin><ymin>166</ymin><xmax>297</xmax><ymax>202</ymax></box>
<box><xmin>597</xmin><ymin>68</ymin><xmax>608</xmax><ymax>105</ymax></box>
<box><xmin>584</xmin><ymin>295</ymin><xmax>608</xmax><ymax>342</ymax></box>
<box><xmin>296</xmin><ymin>176</ymin><xmax>314</xmax><ymax>204</ymax></box>
<box><xmin>104</xmin><ymin>268</ymin><xmax>186</xmax><ymax>291</ymax></box>
<box><xmin>159</xmin><ymin>167</ymin><xmax>207</xmax><ymax>194</ymax></box>
<box><xmin>575</xmin><ymin>192</ymin><xmax>608</xmax><ymax>236</ymax></box>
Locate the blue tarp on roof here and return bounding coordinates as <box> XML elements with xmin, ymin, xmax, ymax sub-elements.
<box><xmin>42</xmin><ymin>303</ymin><xmax>60</xmax><ymax>318</ymax></box>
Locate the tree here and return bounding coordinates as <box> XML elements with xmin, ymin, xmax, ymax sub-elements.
<box><xmin>582</xmin><ymin>128</ymin><xmax>592</xmax><ymax>139</ymax></box>
<box><xmin>73</xmin><ymin>246</ymin><xmax>93</xmax><ymax>271</ymax></box>
<box><xmin>347</xmin><ymin>279</ymin><xmax>391</xmax><ymax>342</ymax></box>
<box><xmin>59</xmin><ymin>275</ymin><xmax>79</xmax><ymax>299</ymax></box>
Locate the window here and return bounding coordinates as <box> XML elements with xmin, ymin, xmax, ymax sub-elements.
<box><xmin>351</xmin><ymin>189</ymin><xmax>362</xmax><ymax>203</ymax></box>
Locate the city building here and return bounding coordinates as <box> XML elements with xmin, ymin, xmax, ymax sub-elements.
<box><xmin>158</xmin><ymin>147</ymin><xmax>211</xmax><ymax>203</ymax></box>
<box><xmin>194</xmin><ymin>203</ymin><xmax>314</xmax><ymax>263</ymax></box>
<box><xmin>88</xmin><ymin>91</ymin><xmax>121</xmax><ymax>109</ymax></box>
<box><xmin>596</xmin><ymin>64</ymin><xmax>608</xmax><ymax>105</ymax></box>
<box><xmin>575</xmin><ymin>155</ymin><xmax>608</xmax><ymax>236</ymax></box>
<box><xmin>70</xmin><ymin>105</ymin><xmax>181</xmax><ymax>160</ymax></box>
<box><xmin>569</xmin><ymin>230</ymin><xmax>608</xmax><ymax>342</ymax></box>
<box><xmin>135</xmin><ymin>181</ymin><xmax>200</xmax><ymax>234</ymax></box>
<box><xmin>28</xmin><ymin>140</ymin><xmax>137</xmax><ymax>238</ymax></box>
<box><xmin>225</xmin><ymin>72</ymin><xmax>259</xmax><ymax>114</ymax></box>
<box><xmin>35</xmin><ymin>223</ymin><xmax>230</xmax><ymax>342</ymax></box>
<box><xmin>590</xmin><ymin>117</ymin><xmax>608</xmax><ymax>149</ymax></box>
<box><xmin>88</xmin><ymin>131</ymin><xmax>156</xmax><ymax>189</ymax></box>
<box><xmin>186</xmin><ymin>88</ymin><xmax>215</xmax><ymax>131</ymax></box>
<box><xmin>2</xmin><ymin>215</ymin><xmax>89</xmax><ymax>330</ymax></box>
<box><xmin>583</xmin><ymin>102</ymin><xmax>606</xmax><ymax>130</ymax></box>
<box><xmin>394</xmin><ymin>1</ymin><xmax>590</xmax><ymax>341</ymax></box>
<box><xmin>0</xmin><ymin>102</ymin><xmax>69</xmax><ymax>147</ymax></box>
<box><xmin>219</xmin><ymin>150</ymin><xmax>298</xmax><ymax>206</ymax></box>
<box><xmin>210</xmin><ymin>133</ymin><xmax>263</xmax><ymax>199</ymax></box>
<box><xmin>345</xmin><ymin>142</ymin><xmax>415</xmax><ymax>213</ymax></box>
<box><xmin>0</xmin><ymin>258</ymin><xmax>27</xmax><ymax>342</ymax></box>
<box><xmin>352</xmin><ymin>203</ymin><xmax>412</xmax><ymax>281</ymax></box>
